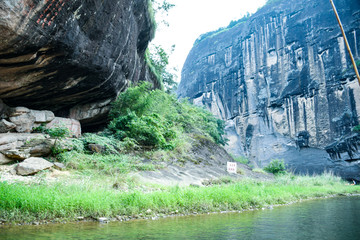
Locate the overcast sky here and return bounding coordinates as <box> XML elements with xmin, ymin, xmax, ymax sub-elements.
<box><xmin>151</xmin><ymin>0</ymin><xmax>267</xmax><ymax>81</ymax></box>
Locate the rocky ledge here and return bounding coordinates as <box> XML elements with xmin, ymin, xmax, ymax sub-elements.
<box><xmin>0</xmin><ymin>0</ymin><xmax>157</xmax><ymax>130</ymax></box>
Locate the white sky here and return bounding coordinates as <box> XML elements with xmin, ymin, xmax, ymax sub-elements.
<box><xmin>151</xmin><ymin>0</ymin><xmax>267</xmax><ymax>81</ymax></box>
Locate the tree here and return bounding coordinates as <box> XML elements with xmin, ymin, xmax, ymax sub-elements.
<box><xmin>146</xmin><ymin>44</ymin><xmax>178</xmax><ymax>92</ymax></box>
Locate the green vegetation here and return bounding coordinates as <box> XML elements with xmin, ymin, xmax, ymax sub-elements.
<box><xmin>194</xmin><ymin>0</ymin><xmax>288</xmax><ymax>46</ymax></box>
<box><xmin>264</xmin><ymin>0</ymin><xmax>285</xmax><ymax>6</ymax></box>
<box><xmin>232</xmin><ymin>155</ymin><xmax>249</xmax><ymax>165</ymax></box>
<box><xmin>58</xmin><ymin>152</ymin><xmax>157</xmax><ymax>175</ymax></box>
<box><xmin>0</xmin><ymin>173</ymin><xmax>358</xmax><ymax>224</ymax></box>
<box><xmin>145</xmin><ymin>45</ymin><xmax>178</xmax><ymax>92</ymax></box>
<box><xmin>32</xmin><ymin>125</ymin><xmax>70</xmax><ymax>155</ymax></box>
<box><xmin>38</xmin><ymin>83</ymin><xmax>226</xmax><ymax>175</ymax></box>
<box><xmin>264</xmin><ymin>159</ymin><xmax>286</xmax><ymax>175</ymax></box>
<box><xmin>194</xmin><ymin>14</ymin><xmax>250</xmax><ymax>46</ymax></box>
<box><xmin>353</xmin><ymin>124</ymin><xmax>360</xmax><ymax>132</ymax></box>
<box><xmin>106</xmin><ymin>82</ymin><xmax>226</xmax><ymax>150</ymax></box>
<box><xmin>146</xmin><ymin>0</ymin><xmax>177</xmax><ymax>91</ymax></box>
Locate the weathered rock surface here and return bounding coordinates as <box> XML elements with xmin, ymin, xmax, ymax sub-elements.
<box><xmin>16</xmin><ymin>157</ymin><xmax>53</xmax><ymax>176</ymax></box>
<box><xmin>30</xmin><ymin>110</ymin><xmax>55</xmax><ymax>123</ymax></box>
<box><xmin>136</xmin><ymin>137</ymin><xmax>272</xmax><ymax>186</ymax></box>
<box><xmin>0</xmin><ymin>0</ymin><xmax>157</xmax><ymax>129</ymax></box>
<box><xmin>1</xmin><ymin>148</ymin><xmax>31</xmax><ymax>160</ymax></box>
<box><xmin>0</xmin><ymin>119</ymin><xmax>16</xmax><ymax>133</ymax></box>
<box><xmin>46</xmin><ymin>117</ymin><xmax>81</xmax><ymax>138</ymax></box>
<box><xmin>9</xmin><ymin>107</ymin><xmax>36</xmax><ymax>133</ymax></box>
<box><xmin>0</xmin><ymin>153</ymin><xmax>14</xmax><ymax>165</ymax></box>
<box><xmin>0</xmin><ymin>133</ymin><xmax>45</xmax><ymax>150</ymax></box>
<box><xmin>53</xmin><ymin>162</ymin><xmax>65</xmax><ymax>170</ymax></box>
<box><xmin>0</xmin><ymin>133</ymin><xmax>51</xmax><ymax>158</ymax></box>
<box><xmin>24</xmin><ymin>138</ymin><xmax>54</xmax><ymax>157</ymax></box>
<box><xmin>178</xmin><ymin>0</ymin><xmax>360</xmax><ymax>179</ymax></box>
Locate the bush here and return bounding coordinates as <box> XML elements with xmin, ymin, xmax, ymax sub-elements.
<box><xmin>353</xmin><ymin>125</ymin><xmax>360</xmax><ymax>133</ymax></box>
<box><xmin>107</xmin><ymin>82</ymin><xmax>227</xmax><ymax>150</ymax></box>
<box><xmin>264</xmin><ymin>159</ymin><xmax>286</xmax><ymax>175</ymax></box>
<box><xmin>80</xmin><ymin>133</ymin><xmax>120</xmax><ymax>154</ymax></box>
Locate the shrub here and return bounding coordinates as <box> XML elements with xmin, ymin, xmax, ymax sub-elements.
<box><xmin>107</xmin><ymin>82</ymin><xmax>227</xmax><ymax>150</ymax></box>
<box><xmin>80</xmin><ymin>133</ymin><xmax>120</xmax><ymax>154</ymax></box>
<box><xmin>32</xmin><ymin>124</ymin><xmax>70</xmax><ymax>156</ymax></box>
<box><xmin>353</xmin><ymin>125</ymin><xmax>360</xmax><ymax>133</ymax></box>
<box><xmin>264</xmin><ymin>159</ymin><xmax>286</xmax><ymax>175</ymax></box>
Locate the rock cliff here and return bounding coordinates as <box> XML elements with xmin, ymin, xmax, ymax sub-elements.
<box><xmin>178</xmin><ymin>0</ymin><xmax>360</xmax><ymax>179</ymax></box>
<box><xmin>0</xmin><ymin>0</ymin><xmax>157</xmax><ymax>130</ymax></box>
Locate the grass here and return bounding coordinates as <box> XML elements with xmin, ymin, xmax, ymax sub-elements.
<box><xmin>232</xmin><ymin>155</ymin><xmax>249</xmax><ymax>165</ymax></box>
<box><xmin>0</xmin><ymin>172</ymin><xmax>359</xmax><ymax>224</ymax></box>
<box><xmin>58</xmin><ymin>151</ymin><xmax>159</xmax><ymax>175</ymax></box>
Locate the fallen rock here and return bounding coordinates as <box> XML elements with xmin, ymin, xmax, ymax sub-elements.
<box><xmin>53</xmin><ymin>162</ymin><xmax>66</xmax><ymax>170</ymax></box>
<box><xmin>16</xmin><ymin>157</ymin><xmax>54</xmax><ymax>176</ymax></box>
<box><xmin>0</xmin><ymin>153</ymin><xmax>14</xmax><ymax>165</ymax></box>
<box><xmin>1</xmin><ymin>148</ymin><xmax>31</xmax><ymax>160</ymax></box>
<box><xmin>46</xmin><ymin>117</ymin><xmax>81</xmax><ymax>138</ymax></box>
<box><xmin>0</xmin><ymin>119</ymin><xmax>16</xmax><ymax>133</ymax></box>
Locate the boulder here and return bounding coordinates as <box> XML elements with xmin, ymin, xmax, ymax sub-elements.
<box><xmin>0</xmin><ymin>119</ymin><xmax>16</xmax><ymax>133</ymax></box>
<box><xmin>46</xmin><ymin>117</ymin><xmax>81</xmax><ymax>138</ymax></box>
<box><xmin>0</xmin><ymin>133</ymin><xmax>47</xmax><ymax>152</ymax></box>
<box><xmin>0</xmin><ymin>153</ymin><xmax>14</xmax><ymax>165</ymax></box>
<box><xmin>8</xmin><ymin>107</ymin><xmax>31</xmax><ymax>117</ymax></box>
<box><xmin>53</xmin><ymin>162</ymin><xmax>66</xmax><ymax>170</ymax></box>
<box><xmin>24</xmin><ymin>138</ymin><xmax>54</xmax><ymax>157</ymax></box>
<box><xmin>30</xmin><ymin>110</ymin><xmax>55</xmax><ymax>123</ymax></box>
<box><xmin>1</xmin><ymin>148</ymin><xmax>31</xmax><ymax>160</ymax></box>
<box><xmin>9</xmin><ymin>107</ymin><xmax>36</xmax><ymax>133</ymax></box>
<box><xmin>16</xmin><ymin>157</ymin><xmax>54</xmax><ymax>176</ymax></box>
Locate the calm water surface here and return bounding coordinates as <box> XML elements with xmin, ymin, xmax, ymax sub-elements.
<box><xmin>2</xmin><ymin>196</ymin><xmax>360</xmax><ymax>240</ymax></box>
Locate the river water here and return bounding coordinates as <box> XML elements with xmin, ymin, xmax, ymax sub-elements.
<box><xmin>1</xmin><ymin>196</ymin><xmax>360</xmax><ymax>240</ymax></box>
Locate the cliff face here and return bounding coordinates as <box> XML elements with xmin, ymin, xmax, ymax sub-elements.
<box><xmin>179</xmin><ymin>0</ymin><xmax>360</xmax><ymax>179</ymax></box>
<box><xmin>0</xmin><ymin>0</ymin><xmax>156</xmax><ymax>129</ymax></box>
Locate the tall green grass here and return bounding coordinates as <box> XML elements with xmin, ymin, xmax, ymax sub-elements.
<box><xmin>1</xmin><ymin>173</ymin><xmax>359</xmax><ymax>223</ymax></box>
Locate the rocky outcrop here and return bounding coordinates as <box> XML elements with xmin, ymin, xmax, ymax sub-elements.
<box><xmin>0</xmin><ymin>104</ymin><xmax>81</xmax><ymax>137</ymax></box>
<box><xmin>16</xmin><ymin>157</ymin><xmax>53</xmax><ymax>176</ymax></box>
<box><xmin>0</xmin><ymin>0</ymin><xmax>157</xmax><ymax>129</ymax></box>
<box><xmin>178</xmin><ymin>0</ymin><xmax>360</xmax><ymax>179</ymax></box>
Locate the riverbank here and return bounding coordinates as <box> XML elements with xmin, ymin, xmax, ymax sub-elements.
<box><xmin>1</xmin><ymin>172</ymin><xmax>359</xmax><ymax>225</ymax></box>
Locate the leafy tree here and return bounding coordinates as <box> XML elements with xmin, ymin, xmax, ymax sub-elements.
<box><xmin>146</xmin><ymin>44</ymin><xmax>178</xmax><ymax>92</ymax></box>
<box><xmin>150</xmin><ymin>0</ymin><xmax>175</xmax><ymax>27</ymax></box>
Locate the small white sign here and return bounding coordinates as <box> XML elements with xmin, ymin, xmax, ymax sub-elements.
<box><xmin>227</xmin><ymin>162</ymin><xmax>237</xmax><ymax>174</ymax></box>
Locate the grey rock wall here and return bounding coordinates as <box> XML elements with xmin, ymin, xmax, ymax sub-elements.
<box><xmin>178</xmin><ymin>0</ymin><xmax>360</xmax><ymax>180</ymax></box>
<box><xmin>0</xmin><ymin>0</ymin><xmax>157</xmax><ymax>129</ymax></box>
